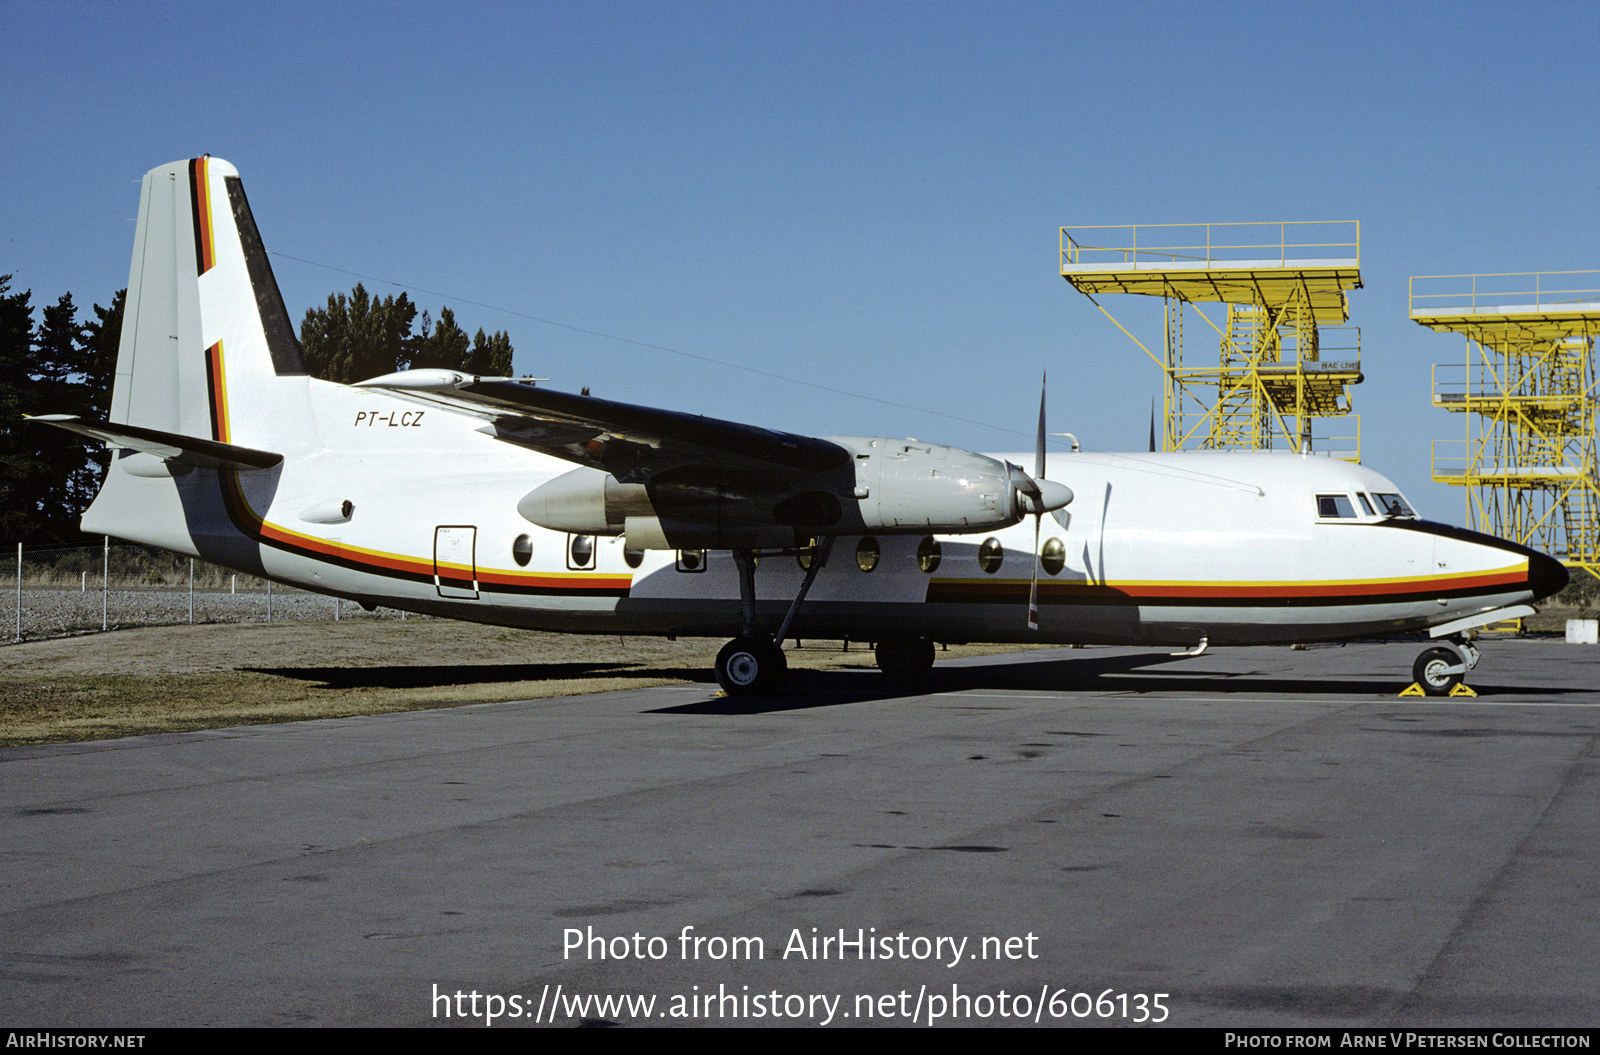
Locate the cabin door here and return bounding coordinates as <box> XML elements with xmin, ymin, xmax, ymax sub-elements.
<box><xmin>434</xmin><ymin>526</ymin><xmax>479</xmax><ymax>599</ymax></box>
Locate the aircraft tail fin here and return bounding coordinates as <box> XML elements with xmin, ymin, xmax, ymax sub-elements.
<box><xmin>79</xmin><ymin>158</ymin><xmax>312</xmax><ymax>552</ymax></box>
<box><xmin>108</xmin><ymin>156</ymin><xmax>311</xmax><ymax>444</ymax></box>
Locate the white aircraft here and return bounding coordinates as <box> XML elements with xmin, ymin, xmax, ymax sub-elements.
<box><xmin>36</xmin><ymin>158</ymin><xmax>1567</xmax><ymax>697</ymax></box>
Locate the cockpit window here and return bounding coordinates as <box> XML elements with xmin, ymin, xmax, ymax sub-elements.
<box><xmin>1356</xmin><ymin>492</ymin><xmax>1375</xmax><ymax>516</ymax></box>
<box><xmin>1316</xmin><ymin>494</ymin><xmax>1356</xmax><ymax>518</ymax></box>
<box><xmin>1372</xmin><ymin>493</ymin><xmax>1416</xmax><ymax>518</ymax></box>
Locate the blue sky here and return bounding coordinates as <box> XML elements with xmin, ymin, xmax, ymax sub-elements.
<box><xmin>3</xmin><ymin>0</ymin><xmax>1595</xmax><ymax>521</ymax></box>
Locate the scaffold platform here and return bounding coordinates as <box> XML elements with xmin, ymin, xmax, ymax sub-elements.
<box><xmin>1412</xmin><ymin>271</ymin><xmax>1600</xmax><ymax>581</ymax></box>
<box><xmin>1061</xmin><ymin>221</ymin><xmax>1363</xmax><ymax>459</ymax></box>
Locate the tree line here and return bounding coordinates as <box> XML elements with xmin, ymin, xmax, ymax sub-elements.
<box><xmin>299</xmin><ymin>283</ymin><xmax>513</xmax><ymax>382</ymax></box>
<box><xmin>1</xmin><ymin>276</ymin><xmax>513</xmax><ymax>544</ymax></box>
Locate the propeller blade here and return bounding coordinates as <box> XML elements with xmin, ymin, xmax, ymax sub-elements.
<box><xmin>1027</xmin><ymin>372</ymin><xmax>1059</xmax><ymax>631</ymax></box>
<box><xmin>1036</xmin><ymin>371</ymin><xmax>1047</xmax><ymax>481</ymax></box>
<box><xmin>1028</xmin><ymin>511</ymin><xmax>1041</xmax><ymax>631</ymax></box>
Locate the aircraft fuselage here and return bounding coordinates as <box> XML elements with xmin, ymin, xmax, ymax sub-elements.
<box><xmin>83</xmin><ymin>375</ymin><xmax>1563</xmax><ymax>651</ymax></box>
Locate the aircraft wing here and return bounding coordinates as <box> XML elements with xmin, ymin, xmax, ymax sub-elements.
<box><xmin>27</xmin><ymin>415</ymin><xmax>283</xmax><ymax>471</ymax></box>
<box><xmin>354</xmin><ymin>370</ymin><xmax>850</xmax><ymax>479</ymax></box>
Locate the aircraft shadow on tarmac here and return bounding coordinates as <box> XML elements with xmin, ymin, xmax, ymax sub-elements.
<box><xmin>240</xmin><ymin>662</ymin><xmax>707</xmax><ymax>690</ymax></box>
<box><xmin>653</xmin><ymin>649</ymin><xmax>1579</xmax><ymax>716</ymax></box>
<box><xmin>244</xmin><ymin>649</ymin><xmax>1575</xmax><ymax>715</ymax></box>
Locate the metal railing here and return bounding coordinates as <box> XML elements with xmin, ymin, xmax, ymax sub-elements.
<box><xmin>1432</xmin><ymin>439</ymin><xmax>1471</xmax><ymax>479</ymax></box>
<box><xmin>1302</xmin><ymin>419</ymin><xmax>1361</xmax><ymax>463</ymax></box>
<box><xmin>1062</xmin><ymin>220</ymin><xmax>1360</xmax><ymax>270</ymax></box>
<box><xmin>1410</xmin><ymin>271</ymin><xmax>1600</xmax><ymax>316</ymax></box>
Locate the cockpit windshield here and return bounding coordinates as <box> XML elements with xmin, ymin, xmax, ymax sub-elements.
<box><xmin>1371</xmin><ymin>492</ymin><xmax>1416</xmax><ymax>518</ymax></box>
<box><xmin>1317</xmin><ymin>494</ymin><xmax>1356</xmax><ymax>518</ymax></box>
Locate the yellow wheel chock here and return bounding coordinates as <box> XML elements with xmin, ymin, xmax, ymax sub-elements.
<box><xmin>1398</xmin><ymin>682</ymin><xmax>1478</xmax><ymax>697</ymax></box>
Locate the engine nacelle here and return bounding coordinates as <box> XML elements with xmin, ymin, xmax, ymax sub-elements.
<box><xmin>842</xmin><ymin>437</ymin><xmax>1017</xmax><ymax>531</ymax></box>
<box><xmin>516</xmin><ymin>436</ymin><xmax>1069</xmax><ymax>549</ymax></box>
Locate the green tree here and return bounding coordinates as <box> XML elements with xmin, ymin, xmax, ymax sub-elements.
<box><xmin>299</xmin><ymin>283</ymin><xmax>418</xmax><ymax>383</ymax></box>
<box><xmin>0</xmin><ymin>278</ymin><xmax>124</xmax><ymax>544</ymax></box>
<box><xmin>72</xmin><ymin>290</ymin><xmax>122</xmax><ymax>512</ymax></box>
<box><xmin>406</xmin><ymin>307</ymin><xmax>471</xmax><ymax>372</ymax></box>
<box><xmin>0</xmin><ymin>274</ymin><xmax>40</xmax><ymax>541</ymax></box>
<box><xmin>300</xmin><ymin>285</ymin><xmax>514</xmax><ymax>381</ymax></box>
<box><xmin>32</xmin><ymin>292</ymin><xmax>98</xmax><ymax>529</ymax></box>
<box><xmin>465</xmin><ymin>328</ymin><xmax>514</xmax><ymax>376</ymax></box>
<box><xmin>79</xmin><ymin>290</ymin><xmax>123</xmax><ymax>422</ymax></box>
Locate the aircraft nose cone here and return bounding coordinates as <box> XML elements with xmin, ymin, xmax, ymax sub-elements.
<box><xmin>1528</xmin><ymin>550</ymin><xmax>1569</xmax><ymax>600</ymax></box>
<box><xmin>1035</xmin><ymin>479</ymin><xmax>1074</xmax><ymax>513</ymax></box>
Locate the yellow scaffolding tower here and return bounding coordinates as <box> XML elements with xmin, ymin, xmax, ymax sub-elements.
<box><xmin>1412</xmin><ymin>271</ymin><xmax>1600</xmax><ymax>582</ymax></box>
<box><xmin>1060</xmin><ymin>221</ymin><xmax>1363</xmax><ymax>460</ymax></box>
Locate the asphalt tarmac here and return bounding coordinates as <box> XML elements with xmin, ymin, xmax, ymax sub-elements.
<box><xmin>3</xmin><ymin>638</ymin><xmax>1598</xmax><ymax>1029</ymax></box>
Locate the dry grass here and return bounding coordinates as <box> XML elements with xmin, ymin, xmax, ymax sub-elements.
<box><xmin>0</xmin><ymin>621</ymin><xmax>1031</xmax><ymax>746</ymax></box>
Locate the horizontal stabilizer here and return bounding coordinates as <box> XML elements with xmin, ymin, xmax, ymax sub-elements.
<box><xmin>28</xmin><ymin>415</ymin><xmax>282</xmax><ymax>471</ymax></box>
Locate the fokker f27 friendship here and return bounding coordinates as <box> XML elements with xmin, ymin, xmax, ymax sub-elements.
<box><xmin>36</xmin><ymin>159</ymin><xmax>1568</xmax><ymax>696</ymax></box>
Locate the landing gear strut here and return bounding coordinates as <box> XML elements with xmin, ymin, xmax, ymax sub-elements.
<box><xmin>714</xmin><ymin>539</ymin><xmax>834</xmax><ymax>697</ymax></box>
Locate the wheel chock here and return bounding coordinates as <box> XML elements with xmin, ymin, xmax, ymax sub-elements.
<box><xmin>1397</xmin><ymin>682</ymin><xmax>1479</xmax><ymax>698</ymax></box>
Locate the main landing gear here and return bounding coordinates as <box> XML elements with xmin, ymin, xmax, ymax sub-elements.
<box><xmin>715</xmin><ymin>636</ymin><xmax>788</xmax><ymax>695</ymax></box>
<box><xmin>1409</xmin><ymin>636</ymin><xmax>1482</xmax><ymax>697</ymax></box>
<box><xmin>709</xmin><ymin>542</ymin><xmax>941</xmax><ymax>695</ymax></box>
<box><xmin>714</xmin><ymin>539</ymin><xmax>835</xmax><ymax>697</ymax></box>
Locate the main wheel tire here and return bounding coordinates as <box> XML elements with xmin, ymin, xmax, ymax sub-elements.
<box><xmin>716</xmin><ymin>636</ymin><xmax>785</xmax><ymax>696</ymax></box>
<box><xmin>1413</xmin><ymin>647</ymin><xmax>1464</xmax><ymax>696</ymax></box>
<box><xmin>875</xmin><ymin>636</ymin><xmax>936</xmax><ymax>677</ymax></box>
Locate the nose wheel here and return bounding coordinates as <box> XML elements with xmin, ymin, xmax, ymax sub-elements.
<box><xmin>1407</xmin><ymin>637</ymin><xmax>1481</xmax><ymax>697</ymax></box>
<box><xmin>1412</xmin><ymin>647</ymin><xmax>1465</xmax><ymax>696</ymax></box>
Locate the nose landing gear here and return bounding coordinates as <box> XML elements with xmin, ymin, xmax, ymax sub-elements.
<box><xmin>1406</xmin><ymin>636</ymin><xmax>1482</xmax><ymax>697</ymax></box>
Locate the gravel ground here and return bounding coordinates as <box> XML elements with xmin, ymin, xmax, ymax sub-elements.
<box><xmin>2</xmin><ymin>587</ymin><xmax>403</xmax><ymax>641</ymax></box>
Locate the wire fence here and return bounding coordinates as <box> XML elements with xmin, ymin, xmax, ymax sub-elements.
<box><xmin>7</xmin><ymin>539</ymin><xmax>411</xmax><ymax>643</ymax></box>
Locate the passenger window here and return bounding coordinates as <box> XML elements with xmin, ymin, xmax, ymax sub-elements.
<box><xmin>623</xmin><ymin>545</ymin><xmax>645</xmax><ymax>569</ymax></box>
<box><xmin>1316</xmin><ymin>494</ymin><xmax>1356</xmax><ymax>519</ymax></box>
<box><xmin>978</xmin><ymin>537</ymin><xmax>1004</xmax><ymax>574</ymax></box>
<box><xmin>917</xmin><ymin>536</ymin><xmax>941</xmax><ymax>573</ymax></box>
<box><xmin>856</xmin><ymin>536</ymin><xmax>880</xmax><ymax>573</ymax></box>
<box><xmin>677</xmin><ymin>549</ymin><xmax>705</xmax><ymax>572</ymax></box>
<box><xmin>512</xmin><ymin>534</ymin><xmax>533</xmax><ymax>567</ymax></box>
<box><xmin>568</xmin><ymin>534</ymin><xmax>595</xmax><ymax>569</ymax></box>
